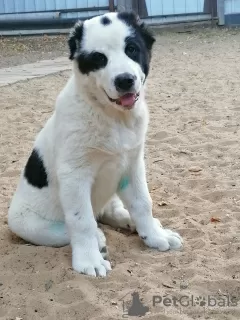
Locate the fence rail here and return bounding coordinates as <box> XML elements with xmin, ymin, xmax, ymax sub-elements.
<box><xmin>0</xmin><ymin>0</ymin><xmax>239</xmax><ymax>35</ymax></box>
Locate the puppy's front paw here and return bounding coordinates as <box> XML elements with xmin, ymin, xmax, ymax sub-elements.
<box><xmin>140</xmin><ymin>223</ymin><xmax>183</xmax><ymax>251</ymax></box>
<box><xmin>72</xmin><ymin>249</ymin><xmax>111</xmax><ymax>277</ymax></box>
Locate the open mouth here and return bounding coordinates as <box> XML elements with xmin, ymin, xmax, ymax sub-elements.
<box><xmin>107</xmin><ymin>92</ymin><xmax>140</xmax><ymax>109</ymax></box>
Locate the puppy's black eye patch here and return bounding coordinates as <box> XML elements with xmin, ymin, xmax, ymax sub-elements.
<box><xmin>92</xmin><ymin>52</ymin><xmax>108</xmax><ymax>66</ymax></box>
<box><xmin>77</xmin><ymin>51</ymin><xmax>108</xmax><ymax>74</ymax></box>
<box><xmin>125</xmin><ymin>40</ymin><xmax>140</xmax><ymax>63</ymax></box>
<box><xmin>124</xmin><ymin>36</ymin><xmax>150</xmax><ymax>77</ymax></box>
<box><xmin>125</xmin><ymin>43</ymin><xmax>139</xmax><ymax>58</ymax></box>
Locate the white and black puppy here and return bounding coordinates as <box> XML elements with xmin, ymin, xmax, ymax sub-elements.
<box><xmin>8</xmin><ymin>12</ymin><xmax>182</xmax><ymax>277</ymax></box>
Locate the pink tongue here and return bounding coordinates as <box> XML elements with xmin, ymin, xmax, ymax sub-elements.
<box><xmin>119</xmin><ymin>93</ymin><xmax>136</xmax><ymax>107</ymax></box>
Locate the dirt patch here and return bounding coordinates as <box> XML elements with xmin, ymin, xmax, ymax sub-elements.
<box><xmin>0</xmin><ymin>35</ymin><xmax>68</xmax><ymax>68</ymax></box>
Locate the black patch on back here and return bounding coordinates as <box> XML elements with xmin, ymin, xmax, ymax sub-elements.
<box><xmin>118</xmin><ymin>12</ymin><xmax>156</xmax><ymax>77</ymax></box>
<box><xmin>101</xmin><ymin>16</ymin><xmax>111</xmax><ymax>26</ymax></box>
<box><xmin>24</xmin><ymin>149</ymin><xmax>48</xmax><ymax>189</ymax></box>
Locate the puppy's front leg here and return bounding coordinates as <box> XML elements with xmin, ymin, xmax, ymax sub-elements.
<box><xmin>118</xmin><ymin>152</ymin><xmax>183</xmax><ymax>251</ymax></box>
<box><xmin>58</xmin><ymin>168</ymin><xmax>111</xmax><ymax>277</ymax></box>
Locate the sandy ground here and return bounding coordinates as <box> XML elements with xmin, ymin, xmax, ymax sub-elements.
<box><xmin>1</xmin><ymin>28</ymin><xmax>240</xmax><ymax>319</ymax></box>
<box><xmin>0</xmin><ymin>35</ymin><xmax>68</xmax><ymax>68</ymax></box>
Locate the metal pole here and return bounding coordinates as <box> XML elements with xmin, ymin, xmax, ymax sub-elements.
<box><xmin>217</xmin><ymin>0</ymin><xmax>225</xmax><ymax>25</ymax></box>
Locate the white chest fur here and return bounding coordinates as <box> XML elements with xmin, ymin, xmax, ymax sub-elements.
<box><xmin>53</xmin><ymin>77</ymin><xmax>148</xmax><ymax>213</ymax></box>
<box><xmin>82</xmin><ymin>112</ymin><xmax>147</xmax><ymax>214</ymax></box>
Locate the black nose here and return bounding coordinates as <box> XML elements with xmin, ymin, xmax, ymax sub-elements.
<box><xmin>115</xmin><ymin>73</ymin><xmax>136</xmax><ymax>91</ymax></box>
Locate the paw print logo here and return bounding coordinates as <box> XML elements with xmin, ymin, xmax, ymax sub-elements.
<box><xmin>195</xmin><ymin>296</ymin><xmax>206</xmax><ymax>307</ymax></box>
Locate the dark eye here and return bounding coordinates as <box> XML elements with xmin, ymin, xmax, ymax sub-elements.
<box><xmin>92</xmin><ymin>52</ymin><xmax>107</xmax><ymax>64</ymax></box>
<box><xmin>126</xmin><ymin>44</ymin><xmax>137</xmax><ymax>55</ymax></box>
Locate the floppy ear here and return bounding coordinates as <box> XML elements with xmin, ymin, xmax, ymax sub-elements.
<box><xmin>118</xmin><ymin>12</ymin><xmax>156</xmax><ymax>52</ymax></box>
<box><xmin>118</xmin><ymin>11</ymin><xmax>139</xmax><ymax>26</ymax></box>
<box><xmin>138</xmin><ymin>21</ymin><xmax>156</xmax><ymax>51</ymax></box>
<box><xmin>130</xmin><ymin>12</ymin><xmax>156</xmax><ymax>51</ymax></box>
<box><xmin>68</xmin><ymin>20</ymin><xmax>84</xmax><ymax>60</ymax></box>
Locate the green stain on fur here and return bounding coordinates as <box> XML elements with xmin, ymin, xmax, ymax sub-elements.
<box><xmin>118</xmin><ymin>176</ymin><xmax>129</xmax><ymax>191</ymax></box>
<box><xmin>50</xmin><ymin>221</ymin><xmax>65</xmax><ymax>233</ymax></box>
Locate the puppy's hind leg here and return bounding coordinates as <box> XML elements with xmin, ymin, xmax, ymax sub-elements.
<box><xmin>98</xmin><ymin>195</ymin><xmax>162</xmax><ymax>232</ymax></box>
<box><xmin>8</xmin><ymin>203</ymin><xmax>70</xmax><ymax>247</ymax></box>
<box><xmin>98</xmin><ymin>195</ymin><xmax>136</xmax><ymax>231</ymax></box>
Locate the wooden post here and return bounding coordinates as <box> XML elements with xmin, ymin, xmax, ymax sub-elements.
<box><xmin>204</xmin><ymin>0</ymin><xmax>217</xmax><ymax>17</ymax></box>
<box><xmin>132</xmin><ymin>0</ymin><xmax>139</xmax><ymax>13</ymax></box>
<box><xmin>117</xmin><ymin>0</ymin><xmax>133</xmax><ymax>12</ymax></box>
<box><xmin>135</xmin><ymin>0</ymin><xmax>148</xmax><ymax>17</ymax></box>
<box><xmin>117</xmin><ymin>0</ymin><xmax>147</xmax><ymax>16</ymax></box>
<box><xmin>109</xmin><ymin>0</ymin><xmax>115</xmax><ymax>12</ymax></box>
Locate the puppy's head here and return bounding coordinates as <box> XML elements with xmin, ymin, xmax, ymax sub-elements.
<box><xmin>68</xmin><ymin>12</ymin><xmax>155</xmax><ymax>111</ymax></box>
